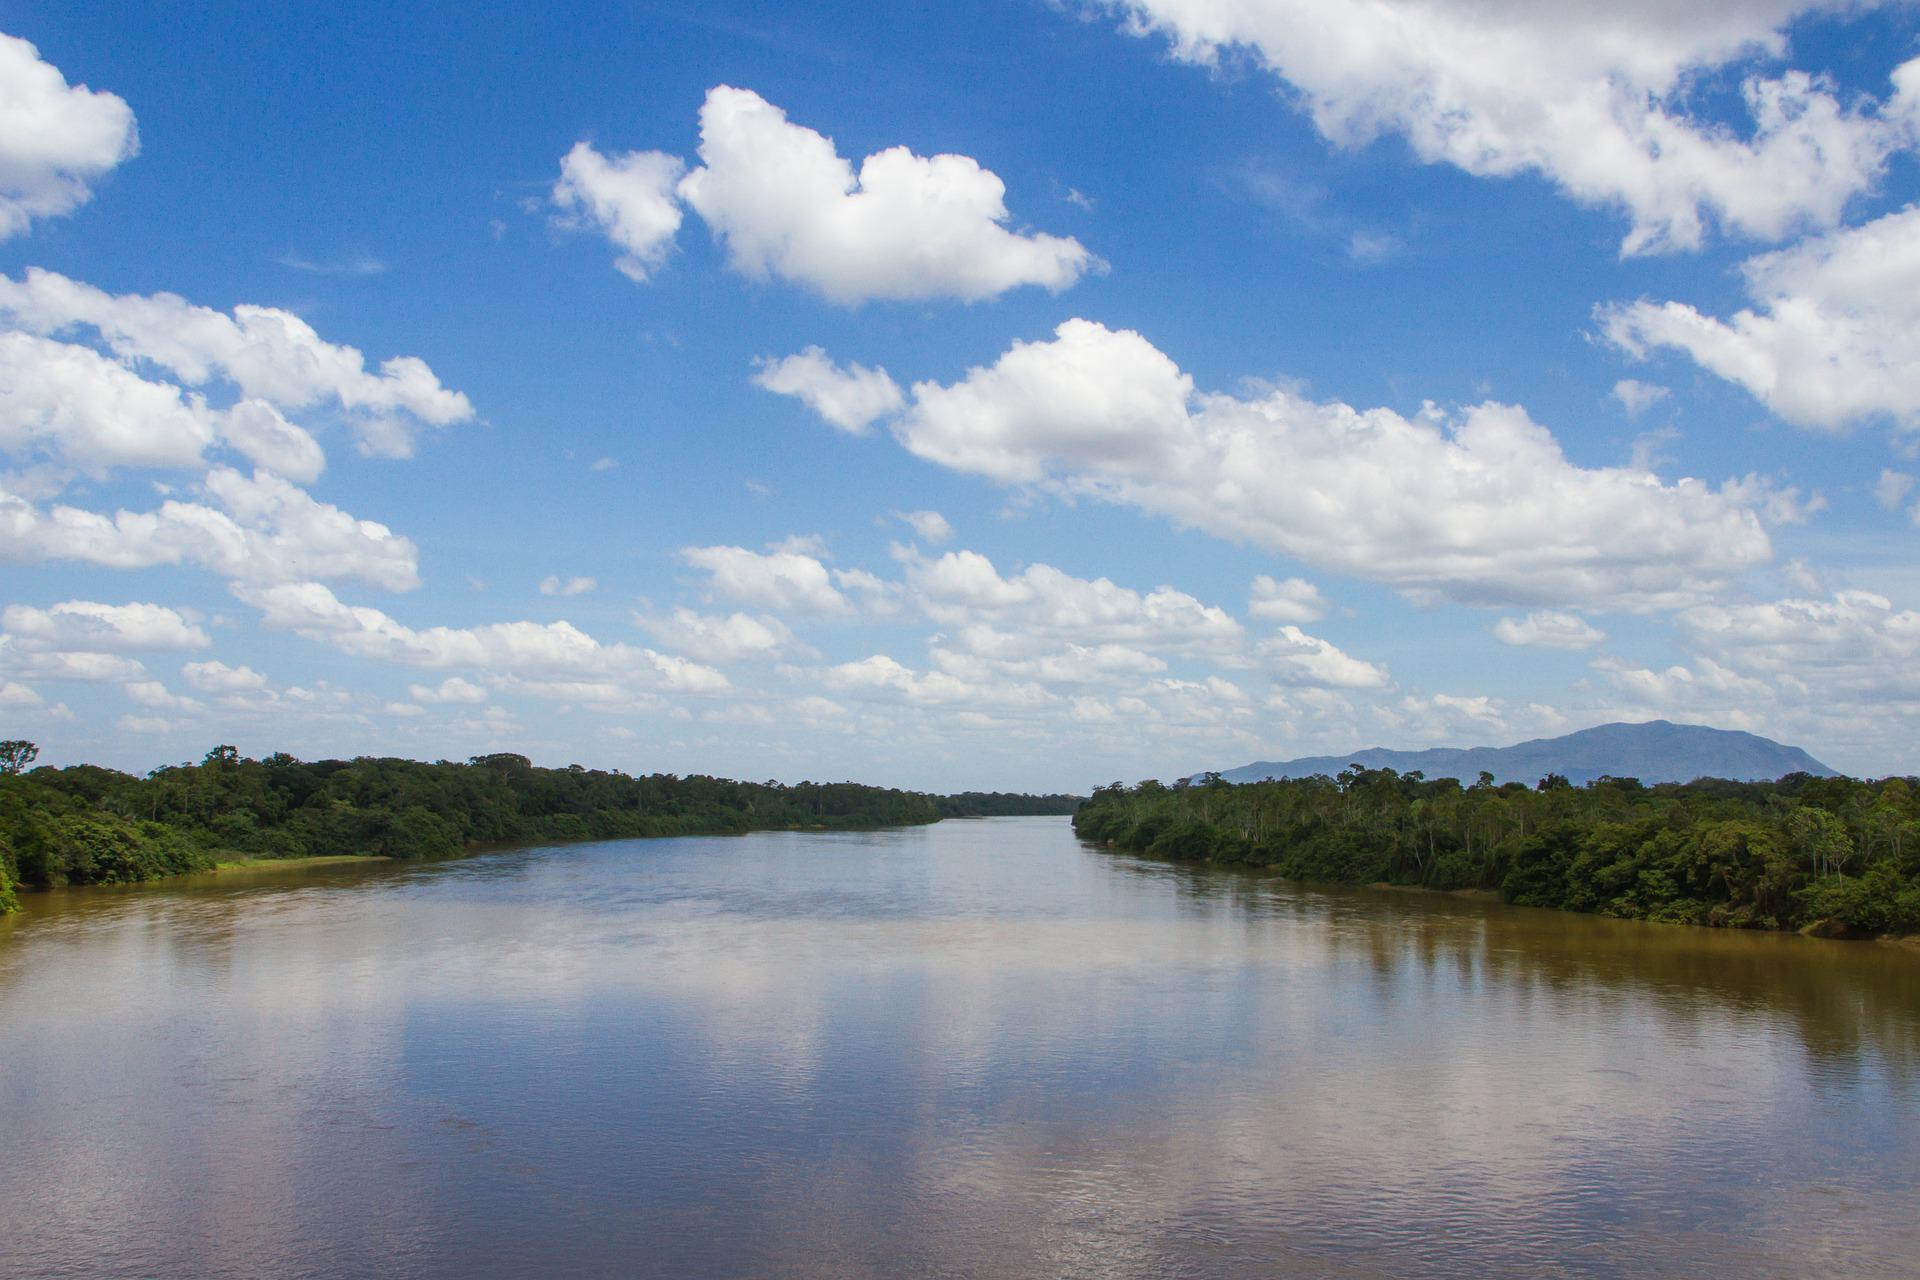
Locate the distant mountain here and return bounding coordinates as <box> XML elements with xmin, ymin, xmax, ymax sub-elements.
<box><xmin>1204</xmin><ymin>720</ymin><xmax>1838</xmax><ymax>788</ymax></box>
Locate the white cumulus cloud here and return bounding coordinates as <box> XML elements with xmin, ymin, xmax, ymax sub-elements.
<box><xmin>216</xmin><ymin>400</ymin><xmax>325</xmax><ymax>483</ymax></box>
<box><xmin>677</xmin><ymin>86</ymin><xmax>1096</xmax><ymax>303</ymax></box>
<box><xmin>893</xmin><ymin>509</ymin><xmax>954</xmax><ymax>544</ymax></box>
<box><xmin>0</xmin><ymin>467</ymin><xmax>420</xmax><ymax>591</ymax></box>
<box><xmin>0</xmin><ymin>330</ymin><xmax>213</xmax><ymax>473</ymax></box>
<box><xmin>181</xmin><ymin>660</ymin><xmax>269</xmax><ymax>695</ymax></box>
<box><xmin>1104</xmin><ymin>0</ymin><xmax>1920</xmax><ymax>255</ymax></box>
<box><xmin>753</xmin><ymin>347</ymin><xmax>904</xmax><ymax>434</ymax></box>
<box><xmin>636</xmin><ymin>607</ymin><xmax>803</xmax><ymax>663</ymax></box>
<box><xmin>0</xmin><ymin>645</ymin><xmax>145</xmax><ymax>683</ymax></box>
<box><xmin>236</xmin><ymin>580</ymin><xmax>729</xmax><ymax>695</ymax></box>
<box><xmin>811</xmin><ymin>318</ymin><xmax>1771</xmax><ymax>610</ymax></box>
<box><xmin>1248</xmin><ymin>575</ymin><xmax>1328</xmax><ymax>624</ymax></box>
<box><xmin>0</xmin><ymin>33</ymin><xmax>138</xmax><ymax>239</ymax></box>
<box><xmin>551</xmin><ymin>141</ymin><xmax>685</xmax><ymax>282</ymax></box>
<box><xmin>0</xmin><ymin>267</ymin><xmax>472</xmax><ymax>457</ymax></box>
<box><xmin>1259</xmin><ymin>625</ymin><xmax>1390</xmax><ymax>688</ymax></box>
<box><xmin>900</xmin><ymin>547</ymin><xmax>1246</xmax><ymax>654</ymax></box>
<box><xmin>1604</xmin><ymin>204</ymin><xmax>1920</xmax><ymax>432</ymax></box>
<box><xmin>682</xmin><ymin>541</ymin><xmax>853</xmax><ymax>615</ymax></box>
<box><xmin>2</xmin><ymin>600</ymin><xmax>209</xmax><ymax>652</ymax></box>
<box><xmin>1677</xmin><ymin>590</ymin><xmax>1920</xmax><ymax>701</ymax></box>
<box><xmin>409</xmin><ymin>676</ymin><xmax>489</xmax><ymax>704</ymax></box>
<box><xmin>0</xmin><ymin>332</ymin><xmax>328</xmax><ymax>483</ymax></box>
<box><xmin>1493</xmin><ymin>610</ymin><xmax>1606</xmax><ymax>650</ymax></box>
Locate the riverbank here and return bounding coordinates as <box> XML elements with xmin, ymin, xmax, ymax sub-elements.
<box><xmin>1</xmin><ymin>748</ymin><xmax>1019</xmax><ymax>912</ymax></box>
<box><xmin>1</xmin><ymin>746</ymin><xmax>1088</xmax><ymax>913</ymax></box>
<box><xmin>213</xmin><ymin>854</ymin><xmax>392</xmax><ymax>874</ymax></box>
<box><xmin>1075</xmin><ymin>771</ymin><xmax>1920</xmax><ymax>941</ymax></box>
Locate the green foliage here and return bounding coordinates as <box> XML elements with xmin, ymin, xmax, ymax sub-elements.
<box><xmin>934</xmin><ymin>791</ymin><xmax>1083</xmax><ymax>817</ymax></box>
<box><xmin>1796</xmin><ymin>863</ymin><xmax>1920</xmax><ymax>936</ymax></box>
<box><xmin>1073</xmin><ymin>768</ymin><xmax>1920</xmax><ymax>938</ymax></box>
<box><xmin>0</xmin><ymin>749</ymin><xmax>954</xmax><ymax>903</ymax></box>
<box><xmin>0</xmin><ymin>739</ymin><xmax>37</xmax><ymax>776</ymax></box>
<box><xmin>33</xmin><ymin>813</ymin><xmax>213</xmax><ymax>886</ymax></box>
<box><xmin>0</xmin><ymin>831</ymin><xmax>18</xmax><ymax>914</ymax></box>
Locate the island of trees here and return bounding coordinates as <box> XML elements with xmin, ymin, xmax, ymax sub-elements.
<box><xmin>1073</xmin><ymin>768</ymin><xmax>1920</xmax><ymax>938</ymax></box>
<box><xmin>0</xmin><ymin>740</ymin><xmax>1078</xmax><ymax>913</ymax></box>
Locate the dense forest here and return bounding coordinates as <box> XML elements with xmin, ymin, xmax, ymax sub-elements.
<box><xmin>1074</xmin><ymin>768</ymin><xmax>1920</xmax><ymax>938</ymax></box>
<box><xmin>935</xmin><ymin>791</ymin><xmax>1084</xmax><ymax>818</ymax></box>
<box><xmin>0</xmin><ymin>740</ymin><xmax>1074</xmax><ymax>912</ymax></box>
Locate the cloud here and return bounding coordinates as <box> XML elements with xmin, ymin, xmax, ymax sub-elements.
<box><xmin>0</xmin><ymin>33</ymin><xmax>138</xmax><ymax>239</ymax></box>
<box><xmin>1248</xmin><ymin>575</ymin><xmax>1327</xmax><ymax>624</ymax></box>
<box><xmin>1612</xmin><ymin>379</ymin><xmax>1670</xmax><ymax>417</ymax></box>
<box><xmin>217</xmin><ymin>400</ymin><xmax>326</xmax><ymax>483</ymax></box>
<box><xmin>1875</xmin><ymin>469</ymin><xmax>1915</xmax><ymax>510</ymax></box>
<box><xmin>1575</xmin><ymin>589</ymin><xmax>1920</xmax><ymax>766</ymax></box>
<box><xmin>539</xmin><ymin>574</ymin><xmax>597</xmax><ymax>597</ymax></box>
<box><xmin>0</xmin><ymin>467</ymin><xmax>420</xmax><ymax>591</ymax></box>
<box><xmin>1104</xmin><ymin>1</ymin><xmax>1920</xmax><ymax>255</ymax></box>
<box><xmin>0</xmin><ymin>268</ymin><xmax>472</xmax><ymax>457</ymax></box>
<box><xmin>1373</xmin><ymin>691</ymin><xmax>1520</xmax><ymax>744</ymax></box>
<box><xmin>181</xmin><ymin>660</ymin><xmax>268</xmax><ymax>695</ymax></box>
<box><xmin>893</xmin><ymin>318</ymin><xmax>1192</xmax><ymax>485</ymax></box>
<box><xmin>0</xmin><ymin>644</ymin><xmax>145</xmax><ymax>683</ymax></box>
<box><xmin>820</xmin><ymin>652</ymin><xmax>1057</xmax><ymax>710</ymax></box>
<box><xmin>899</xmin><ymin>547</ymin><xmax>1245</xmax><ymax>653</ymax></box>
<box><xmin>0</xmin><ymin>330</ymin><xmax>214</xmax><ymax>473</ymax></box>
<box><xmin>551</xmin><ymin>141</ymin><xmax>686</xmax><ymax>282</ymax></box>
<box><xmin>752</xmin><ymin>347</ymin><xmax>904</xmax><ymax>433</ymax></box>
<box><xmin>682</xmin><ymin>541</ymin><xmax>852</xmax><ymax>615</ymax></box>
<box><xmin>823</xmin><ymin>318</ymin><xmax>1772</xmax><ymax>610</ymax></box>
<box><xmin>892</xmin><ymin>509</ymin><xmax>954</xmax><ymax>544</ymax></box>
<box><xmin>646</xmin><ymin>540</ymin><xmax>1334</xmax><ymax>754</ymax></box>
<box><xmin>236</xmin><ymin>580</ymin><xmax>730</xmax><ymax>694</ymax></box>
<box><xmin>676</xmin><ymin>86</ymin><xmax>1096</xmax><ymax>303</ymax></box>
<box><xmin>276</xmin><ymin>253</ymin><xmax>386</xmax><ymax>277</ymax></box>
<box><xmin>0</xmin><ymin>680</ymin><xmax>42</xmax><ymax>708</ymax></box>
<box><xmin>409</xmin><ymin>676</ymin><xmax>489</xmax><ymax>704</ymax></box>
<box><xmin>635</xmin><ymin>607</ymin><xmax>803</xmax><ymax>663</ymax></box>
<box><xmin>929</xmin><ymin>638</ymin><xmax>1168</xmax><ymax>688</ymax></box>
<box><xmin>124</xmin><ymin>680</ymin><xmax>199</xmax><ymax>712</ymax></box>
<box><xmin>1677</xmin><ymin>590</ymin><xmax>1920</xmax><ymax>701</ymax></box>
<box><xmin>1259</xmin><ymin>625</ymin><xmax>1390</xmax><ymax>688</ymax></box>
<box><xmin>0</xmin><ymin>331</ymin><xmax>327</xmax><ymax>484</ymax></box>
<box><xmin>1345</xmin><ymin>231</ymin><xmax>1400</xmax><ymax>265</ymax></box>
<box><xmin>1</xmin><ymin>600</ymin><xmax>209</xmax><ymax>652</ymax></box>
<box><xmin>200</xmin><ymin>467</ymin><xmax>420</xmax><ymax>589</ymax></box>
<box><xmin>1493</xmin><ymin>610</ymin><xmax>1606</xmax><ymax>650</ymax></box>
<box><xmin>1603</xmin><ymin>204</ymin><xmax>1920</xmax><ymax>431</ymax></box>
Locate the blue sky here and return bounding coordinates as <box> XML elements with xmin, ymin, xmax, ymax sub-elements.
<box><xmin>3</xmin><ymin>0</ymin><xmax>1920</xmax><ymax>789</ymax></box>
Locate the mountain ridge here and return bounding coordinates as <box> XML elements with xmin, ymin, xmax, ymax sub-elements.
<box><xmin>1202</xmin><ymin>720</ymin><xmax>1838</xmax><ymax>787</ymax></box>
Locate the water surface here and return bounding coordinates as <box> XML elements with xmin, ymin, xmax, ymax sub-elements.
<box><xmin>2</xmin><ymin>817</ymin><xmax>1916</xmax><ymax>1278</ymax></box>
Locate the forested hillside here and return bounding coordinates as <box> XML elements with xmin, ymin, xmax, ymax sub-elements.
<box><xmin>1075</xmin><ymin>768</ymin><xmax>1920</xmax><ymax>938</ymax></box>
<box><xmin>0</xmin><ymin>741</ymin><xmax>945</xmax><ymax>909</ymax></box>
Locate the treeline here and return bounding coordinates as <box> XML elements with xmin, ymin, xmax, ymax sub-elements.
<box><xmin>0</xmin><ymin>742</ymin><xmax>957</xmax><ymax>909</ymax></box>
<box><xmin>1073</xmin><ymin>768</ymin><xmax>1920</xmax><ymax>938</ymax></box>
<box><xmin>935</xmin><ymin>791</ymin><xmax>1083</xmax><ymax>818</ymax></box>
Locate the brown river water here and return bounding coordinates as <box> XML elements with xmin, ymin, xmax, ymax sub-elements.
<box><xmin>1</xmin><ymin>816</ymin><xmax>1916</xmax><ymax>1278</ymax></box>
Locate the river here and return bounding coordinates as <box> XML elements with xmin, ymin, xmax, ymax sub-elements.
<box><xmin>2</xmin><ymin>816</ymin><xmax>1916</xmax><ymax>1278</ymax></box>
